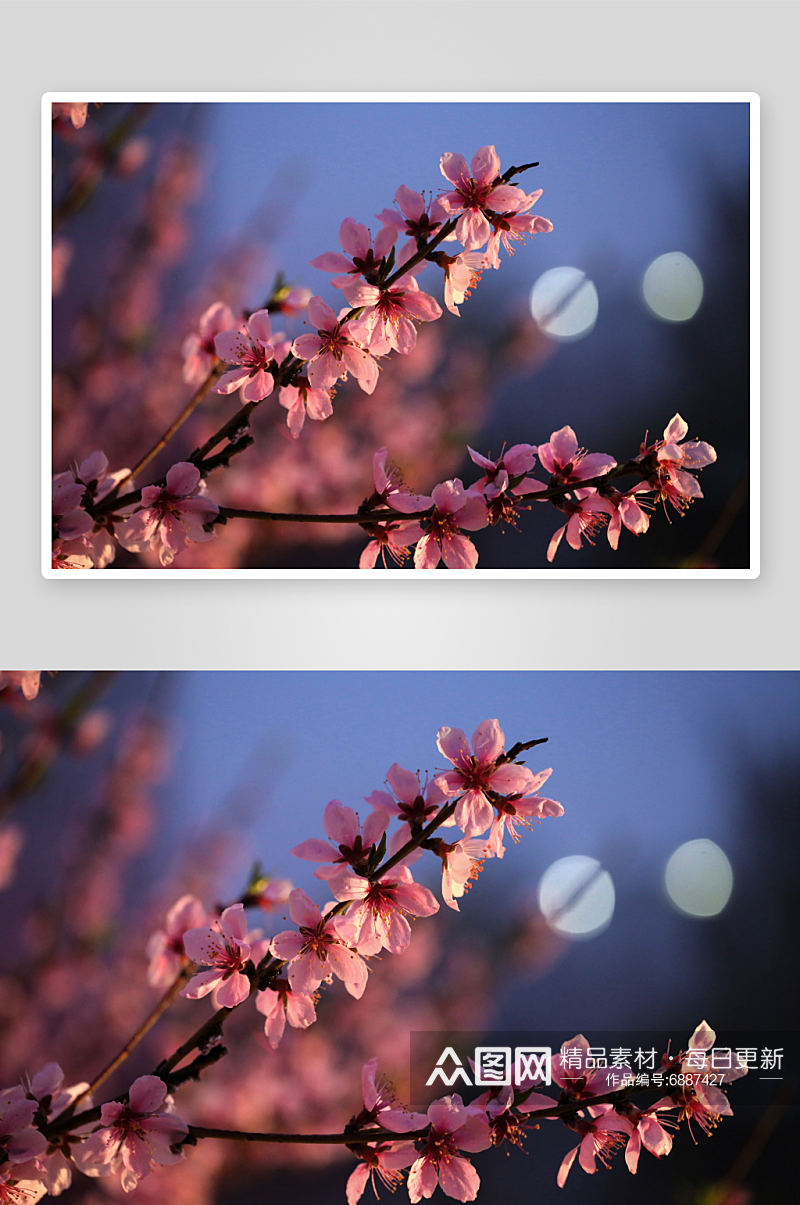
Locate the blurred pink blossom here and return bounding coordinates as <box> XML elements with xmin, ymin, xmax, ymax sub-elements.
<box><xmin>146</xmin><ymin>895</ymin><xmax>208</xmax><ymax>989</ymax></box>
<box><xmin>181</xmin><ymin>302</ymin><xmax>237</xmax><ymax>386</ymax></box>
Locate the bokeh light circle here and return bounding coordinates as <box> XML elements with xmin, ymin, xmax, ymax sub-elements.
<box><xmin>664</xmin><ymin>839</ymin><xmax>733</xmax><ymax>917</ymax></box>
<box><xmin>538</xmin><ymin>855</ymin><xmax>615</xmax><ymax>938</ymax></box>
<box><xmin>530</xmin><ymin>267</ymin><xmax>599</xmax><ymax>341</ymax></box>
<box><xmin>642</xmin><ymin>252</ymin><xmax>704</xmax><ymax>322</ymax></box>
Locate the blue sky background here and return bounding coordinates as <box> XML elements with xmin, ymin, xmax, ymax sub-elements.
<box><xmin>167</xmin><ymin>673</ymin><xmax>788</xmax><ymax>910</ymax></box>
<box><xmin>200</xmin><ymin>100</ymin><xmax>749</xmax><ymax>300</ymax></box>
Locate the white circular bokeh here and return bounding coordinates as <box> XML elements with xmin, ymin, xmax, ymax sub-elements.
<box><xmin>642</xmin><ymin>252</ymin><xmax>704</xmax><ymax>322</ymax></box>
<box><xmin>538</xmin><ymin>854</ymin><xmax>615</xmax><ymax>938</ymax></box>
<box><xmin>530</xmin><ymin>266</ymin><xmax>599</xmax><ymax>341</ymax></box>
<box><xmin>664</xmin><ymin>839</ymin><xmax>733</xmax><ymax>917</ymax></box>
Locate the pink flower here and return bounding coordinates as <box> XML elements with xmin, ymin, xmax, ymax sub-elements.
<box><xmin>618</xmin><ymin>1108</ymin><xmax>673</xmax><ymax>1173</ymax></box>
<box><xmin>438</xmin><ymin>838</ymin><xmax>494</xmax><ymax>911</ymax></box>
<box><xmin>407</xmin><ymin>1095</ymin><xmax>491</xmax><ymax>1203</ymax></box>
<box><xmin>358</xmin><ymin>449</ymin><xmax>432</xmax><ymax>568</ymax></box>
<box><xmin>378</xmin><ymin>187</ymin><xmax>450</xmax><ymax>240</ymax></box>
<box><xmin>181</xmin><ymin>301</ymin><xmax>236</xmax><ymax>385</ymax></box>
<box><xmin>115</xmin><ymin>462</ymin><xmax>218</xmax><ymax>567</ymax></box>
<box><xmin>474</xmin><ymin>1083</ymin><xmax>556</xmax><ymax>1147</ymax></box>
<box><xmin>438</xmin><ymin>146</ymin><xmax>528</xmax><ymax>250</ymax></box>
<box><xmin>550</xmin><ymin>1035</ymin><xmax>634</xmax><ymax>1107</ymax></box>
<box><xmin>291</xmin><ymin>800</ymin><xmax>390</xmax><ymax>880</ymax></box>
<box><xmin>467</xmin><ymin>444</ymin><xmax>547</xmax><ymax>527</ymax></box>
<box><xmin>79</xmin><ymin>1076</ymin><xmax>187</xmax><ymax>1193</ymax></box>
<box><xmin>366</xmin><ymin>763</ymin><xmax>451</xmax><ymax>835</ymax></box>
<box><xmin>359</xmin><ymin>521</ymin><xmax>425</xmax><ymax>570</ymax></box>
<box><xmin>468</xmin><ymin>444</ymin><xmax>539</xmax><ymax>500</ymax></box>
<box><xmin>51</xmin><ymin>454</ymin><xmax>127</xmax><ymax>568</ymax></box>
<box><xmin>441</xmin><ymin>252</ymin><xmax>487</xmax><ymax>316</ymax></box>
<box><xmin>52</xmin><ymin>476</ymin><xmax>93</xmax><ymax>542</ymax></box>
<box><xmin>346</xmin><ymin>1143</ymin><xmax>418</xmax><ymax>1205</ymax></box>
<box><xmin>0</xmin><ymin>673</ymin><xmax>41</xmax><ymax>701</ymax></box>
<box><xmin>0</xmin><ymin>1090</ymin><xmax>47</xmax><ymax>1165</ymax></box>
<box><xmin>10</xmin><ymin>1065</ymin><xmax>93</xmax><ymax>1196</ymax></box>
<box><xmin>181</xmin><ymin>903</ymin><xmax>267</xmax><ymax>1007</ymax></box>
<box><xmin>213</xmin><ymin>309</ymin><xmax>276</xmax><ymax>402</ymax></box>
<box><xmin>292</xmin><ymin>296</ymin><xmax>382</xmax><ymax>394</ymax></box>
<box><xmin>343</xmin><ymin>1065</ymin><xmax>426</xmax><ymax>1203</ymax></box>
<box><xmin>600</xmin><ymin>482</ymin><xmax>652</xmax><ymax>549</ymax></box>
<box><xmin>641</xmin><ymin>414</ymin><xmax>718</xmax><ymax>515</ymax></box>
<box><xmin>52</xmin><ymin>103</ymin><xmax>89</xmax><ymax>129</ymax></box>
<box><xmin>329</xmin><ymin>865</ymin><xmax>439</xmax><ymax>955</ymax></box>
<box><xmin>483</xmin><ymin>188</ymin><xmax>553</xmax><ymax>269</ymax></box>
<box><xmin>537</xmin><ymin>426</ymin><xmax>617</xmax><ymax>484</ymax></box>
<box><xmin>270</xmin><ymin>888</ymin><xmax>368</xmax><ymax>998</ymax></box>
<box><xmin>52</xmin><ymin>452</ymin><xmax>131</xmax><ymax>557</ymax></box>
<box><xmin>485</xmin><ymin>772</ymin><xmax>563</xmax><ymax>858</ymax></box>
<box><xmin>311</xmin><ymin>217</ymin><xmax>396</xmax><ymax>288</ymax></box>
<box><xmin>414</xmin><ymin>480</ymin><xmax>488</xmax><ymax>571</ymax></box>
<box><xmin>357</xmin><ymin>1059</ymin><xmax>429</xmax><ymax>1134</ymax></box>
<box><xmin>556</xmin><ymin>1112</ymin><xmax>630</xmax><ymax>1187</ymax></box>
<box><xmin>55</xmin><ymin>452</ymin><xmax>128</xmax><ymax>503</ymax></box>
<box><xmin>51</xmin><ymin>536</ymin><xmax>109</xmax><ymax>570</ymax></box>
<box><xmin>651</xmin><ymin>1021</ymin><xmax>747</xmax><ymax>1137</ymax></box>
<box><xmin>278</xmin><ymin>377</ymin><xmax>333</xmax><ymax>439</ymax></box>
<box><xmin>255</xmin><ymin>977</ymin><xmax>317</xmax><ymax>1049</ymax></box>
<box><xmin>21</xmin><ymin>1063</ymin><xmax>90</xmax><ymax>1122</ymax></box>
<box><xmin>0</xmin><ymin>1171</ymin><xmax>46</xmax><ymax>1203</ymax></box>
<box><xmin>546</xmin><ymin>491</ymin><xmax>614</xmax><ymax>563</ymax></box>
<box><xmin>377</xmin><ymin>185</ymin><xmax>454</xmax><ymax>257</ymax></box>
<box><xmin>434</xmin><ymin>719</ymin><xmax>539</xmax><ymax>836</ymax></box>
<box><xmin>146</xmin><ymin>895</ymin><xmax>208</xmax><ymax>989</ymax></box>
<box><xmin>342</xmin><ymin>274</ymin><xmax>442</xmax><ymax>355</ymax></box>
<box><xmin>369</xmin><ymin>448</ymin><xmax>433</xmax><ymax>515</ymax></box>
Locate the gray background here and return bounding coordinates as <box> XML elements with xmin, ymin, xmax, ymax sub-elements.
<box><xmin>4</xmin><ymin>1</ymin><xmax>796</xmax><ymax>669</ymax></box>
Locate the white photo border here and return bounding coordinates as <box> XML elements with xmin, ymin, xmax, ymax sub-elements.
<box><xmin>42</xmin><ymin>91</ymin><xmax>760</xmax><ymax>580</ymax></box>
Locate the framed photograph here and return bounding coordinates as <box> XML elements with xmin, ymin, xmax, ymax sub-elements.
<box><xmin>44</xmin><ymin>93</ymin><xmax>758</xmax><ymax>577</ymax></box>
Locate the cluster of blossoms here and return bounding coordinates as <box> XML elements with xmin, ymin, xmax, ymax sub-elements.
<box><xmin>0</xmin><ymin>715</ymin><xmax>748</xmax><ymax>1203</ymax></box>
<box><xmin>51</xmin><ymin>415</ymin><xmax>716</xmax><ymax>570</ymax></box>
<box><xmin>355</xmin><ymin>414</ymin><xmax>716</xmax><ymax>569</ymax></box>
<box><xmin>339</xmin><ymin>1021</ymin><xmax>747</xmax><ymax>1203</ymax></box>
<box><xmin>51</xmin><ymin>122</ymin><xmax>724</xmax><ymax>570</ymax></box>
<box><xmin>51</xmin><ymin>133</ymin><xmax>719</xmax><ymax>570</ymax></box>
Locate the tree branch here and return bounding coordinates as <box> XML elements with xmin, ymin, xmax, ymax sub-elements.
<box><xmin>68</xmin><ymin>968</ymin><xmax>191</xmax><ymax>1112</ymax></box>
<box><xmin>210</xmin><ymin>462</ymin><xmax>647</xmax><ymax>529</ymax></box>
<box><xmin>111</xmin><ymin>366</ymin><xmax>224</xmax><ymax>495</ymax></box>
